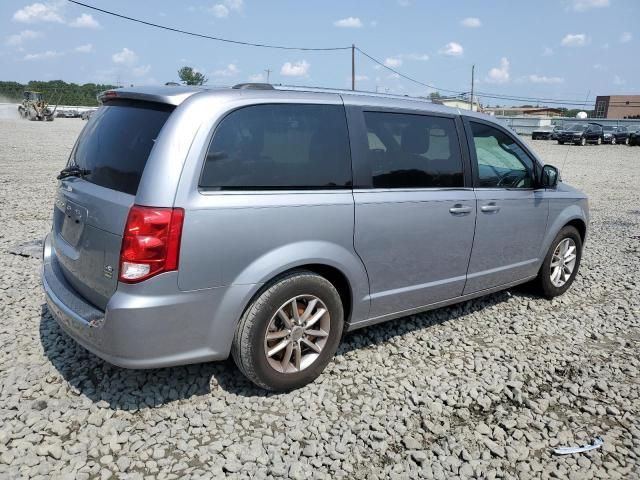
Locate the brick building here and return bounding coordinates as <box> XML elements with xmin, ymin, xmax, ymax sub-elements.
<box><xmin>594</xmin><ymin>95</ymin><xmax>640</xmax><ymax>119</ymax></box>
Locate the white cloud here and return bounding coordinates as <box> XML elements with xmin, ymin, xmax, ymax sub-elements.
<box><xmin>561</xmin><ymin>33</ymin><xmax>588</xmax><ymax>47</ymax></box>
<box><xmin>486</xmin><ymin>57</ymin><xmax>510</xmax><ymax>84</ymax></box>
<box><xmin>133</xmin><ymin>64</ymin><xmax>151</xmax><ymax>77</ymax></box>
<box><xmin>370</xmin><ymin>20</ymin><xmax>378</xmax><ymax>27</ymax></box>
<box><xmin>384</xmin><ymin>57</ymin><xmax>402</xmax><ymax>68</ymax></box>
<box><xmin>619</xmin><ymin>32</ymin><xmax>632</xmax><ymax>43</ymax></box>
<box><xmin>112</xmin><ymin>47</ymin><xmax>138</xmax><ymax>65</ymax></box>
<box><xmin>281</xmin><ymin>60</ymin><xmax>310</xmax><ymax>77</ymax></box>
<box><xmin>69</xmin><ymin>13</ymin><xmax>100</xmax><ymax>29</ymax></box>
<box><xmin>613</xmin><ymin>75</ymin><xmax>625</xmax><ymax>85</ymax></box>
<box><xmin>397</xmin><ymin>0</ymin><xmax>411</xmax><ymax>6</ymax></box>
<box><xmin>210</xmin><ymin>0</ymin><xmax>243</xmax><ymax>18</ymax></box>
<box><xmin>13</xmin><ymin>2</ymin><xmax>63</xmax><ymax>23</ymax></box>
<box><xmin>439</xmin><ymin>42</ymin><xmax>464</xmax><ymax>57</ymax></box>
<box><xmin>213</xmin><ymin>63</ymin><xmax>239</xmax><ymax>77</ymax></box>
<box><xmin>23</xmin><ymin>50</ymin><xmax>62</xmax><ymax>60</ymax></box>
<box><xmin>248</xmin><ymin>73</ymin><xmax>265</xmax><ymax>82</ymax></box>
<box><xmin>568</xmin><ymin>0</ymin><xmax>609</xmax><ymax>11</ymax></box>
<box><xmin>593</xmin><ymin>63</ymin><xmax>605</xmax><ymax>70</ymax></box>
<box><xmin>528</xmin><ymin>74</ymin><xmax>564</xmax><ymax>84</ymax></box>
<box><xmin>333</xmin><ymin>17</ymin><xmax>363</xmax><ymax>28</ymax></box>
<box><xmin>211</xmin><ymin>4</ymin><xmax>229</xmax><ymax>17</ymax></box>
<box><xmin>74</xmin><ymin>43</ymin><xmax>93</xmax><ymax>53</ymax></box>
<box><xmin>542</xmin><ymin>47</ymin><xmax>554</xmax><ymax>56</ymax></box>
<box><xmin>5</xmin><ymin>30</ymin><xmax>42</xmax><ymax>46</ymax></box>
<box><xmin>461</xmin><ymin>17</ymin><xmax>481</xmax><ymax>28</ymax></box>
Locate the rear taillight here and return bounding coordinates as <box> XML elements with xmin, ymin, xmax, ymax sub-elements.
<box><xmin>119</xmin><ymin>205</ymin><xmax>184</xmax><ymax>283</ymax></box>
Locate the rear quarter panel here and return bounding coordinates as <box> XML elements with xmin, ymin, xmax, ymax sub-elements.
<box><xmin>170</xmin><ymin>92</ymin><xmax>371</xmax><ymax>324</ymax></box>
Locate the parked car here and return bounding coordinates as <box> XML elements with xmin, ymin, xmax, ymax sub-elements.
<box><xmin>532</xmin><ymin>125</ymin><xmax>562</xmax><ymax>140</ymax></box>
<box><xmin>42</xmin><ymin>84</ymin><xmax>589</xmax><ymax>391</ymax></box>
<box><xmin>81</xmin><ymin>110</ymin><xmax>94</xmax><ymax>121</ymax></box>
<box><xmin>628</xmin><ymin>125</ymin><xmax>640</xmax><ymax>146</ymax></box>
<box><xmin>557</xmin><ymin>123</ymin><xmax>603</xmax><ymax>145</ymax></box>
<box><xmin>602</xmin><ymin>125</ymin><xmax>630</xmax><ymax>145</ymax></box>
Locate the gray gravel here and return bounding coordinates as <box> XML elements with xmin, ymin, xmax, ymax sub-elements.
<box><xmin>1</xmin><ymin>111</ymin><xmax>639</xmax><ymax>479</ymax></box>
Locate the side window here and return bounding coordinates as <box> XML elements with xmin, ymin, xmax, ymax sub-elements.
<box><xmin>362</xmin><ymin>111</ymin><xmax>464</xmax><ymax>188</ymax></box>
<box><xmin>200</xmin><ymin>104</ymin><xmax>352</xmax><ymax>190</ymax></box>
<box><xmin>469</xmin><ymin>121</ymin><xmax>535</xmax><ymax>189</ymax></box>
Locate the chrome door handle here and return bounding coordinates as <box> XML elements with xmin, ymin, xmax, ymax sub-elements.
<box><xmin>481</xmin><ymin>202</ymin><xmax>500</xmax><ymax>213</ymax></box>
<box><xmin>449</xmin><ymin>204</ymin><xmax>472</xmax><ymax>215</ymax></box>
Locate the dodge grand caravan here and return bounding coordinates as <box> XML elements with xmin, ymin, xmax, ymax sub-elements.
<box><xmin>42</xmin><ymin>84</ymin><xmax>589</xmax><ymax>391</ymax></box>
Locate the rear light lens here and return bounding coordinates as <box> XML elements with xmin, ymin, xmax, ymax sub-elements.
<box><xmin>119</xmin><ymin>205</ymin><xmax>184</xmax><ymax>283</ymax></box>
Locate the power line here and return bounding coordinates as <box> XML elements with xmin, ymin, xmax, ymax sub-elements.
<box><xmin>67</xmin><ymin>0</ymin><xmax>350</xmax><ymax>51</ymax></box>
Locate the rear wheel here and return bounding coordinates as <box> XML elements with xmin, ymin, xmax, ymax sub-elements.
<box><xmin>536</xmin><ymin>226</ymin><xmax>582</xmax><ymax>299</ymax></box>
<box><xmin>232</xmin><ymin>270</ymin><xmax>344</xmax><ymax>391</ymax></box>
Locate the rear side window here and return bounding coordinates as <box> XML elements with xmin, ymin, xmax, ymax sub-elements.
<box><xmin>362</xmin><ymin>111</ymin><xmax>464</xmax><ymax>188</ymax></box>
<box><xmin>200</xmin><ymin>104</ymin><xmax>352</xmax><ymax>190</ymax></box>
<box><xmin>71</xmin><ymin>100</ymin><xmax>174</xmax><ymax>195</ymax></box>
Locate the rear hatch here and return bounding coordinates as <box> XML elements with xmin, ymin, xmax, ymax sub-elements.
<box><xmin>52</xmin><ymin>99</ymin><xmax>174</xmax><ymax>310</ymax></box>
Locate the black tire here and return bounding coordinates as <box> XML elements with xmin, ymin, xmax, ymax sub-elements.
<box><xmin>558</xmin><ymin>141</ymin><xmax>564</xmax><ymax>145</ymax></box>
<box><xmin>596</xmin><ymin>137</ymin><xmax>602</xmax><ymax>145</ymax></box>
<box><xmin>536</xmin><ymin>226</ymin><xmax>583</xmax><ymax>299</ymax></box>
<box><xmin>231</xmin><ymin>270</ymin><xmax>344</xmax><ymax>391</ymax></box>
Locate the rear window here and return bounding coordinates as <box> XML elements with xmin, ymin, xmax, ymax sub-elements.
<box><xmin>200</xmin><ymin>104</ymin><xmax>352</xmax><ymax>190</ymax></box>
<box><xmin>70</xmin><ymin>100</ymin><xmax>174</xmax><ymax>195</ymax></box>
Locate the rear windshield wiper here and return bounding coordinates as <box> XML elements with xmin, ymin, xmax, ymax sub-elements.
<box><xmin>57</xmin><ymin>165</ymin><xmax>91</xmax><ymax>180</ymax></box>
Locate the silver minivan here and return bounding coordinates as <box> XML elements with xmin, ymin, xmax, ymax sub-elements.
<box><xmin>42</xmin><ymin>84</ymin><xmax>589</xmax><ymax>391</ymax></box>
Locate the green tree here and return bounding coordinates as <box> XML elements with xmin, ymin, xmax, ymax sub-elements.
<box><xmin>429</xmin><ymin>91</ymin><xmax>442</xmax><ymax>100</ymax></box>
<box><xmin>177</xmin><ymin>66</ymin><xmax>208</xmax><ymax>86</ymax></box>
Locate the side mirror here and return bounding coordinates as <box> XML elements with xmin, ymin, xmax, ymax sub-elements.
<box><xmin>541</xmin><ymin>164</ymin><xmax>559</xmax><ymax>188</ymax></box>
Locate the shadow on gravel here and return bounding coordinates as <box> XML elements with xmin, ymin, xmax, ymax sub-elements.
<box><xmin>39</xmin><ymin>284</ymin><xmax>540</xmax><ymax>408</ymax></box>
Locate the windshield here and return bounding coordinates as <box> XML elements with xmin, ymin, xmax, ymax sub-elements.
<box><xmin>568</xmin><ymin>124</ymin><xmax>587</xmax><ymax>132</ymax></box>
<box><xmin>603</xmin><ymin>126</ymin><xmax>616</xmax><ymax>131</ymax></box>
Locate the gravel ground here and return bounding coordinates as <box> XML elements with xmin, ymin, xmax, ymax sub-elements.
<box><xmin>0</xmin><ymin>110</ymin><xmax>639</xmax><ymax>480</ymax></box>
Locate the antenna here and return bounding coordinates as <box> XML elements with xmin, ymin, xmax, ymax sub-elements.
<box><xmin>560</xmin><ymin>89</ymin><xmax>591</xmax><ymax>176</ymax></box>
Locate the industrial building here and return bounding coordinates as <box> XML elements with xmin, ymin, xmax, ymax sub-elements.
<box><xmin>594</xmin><ymin>95</ymin><xmax>640</xmax><ymax>119</ymax></box>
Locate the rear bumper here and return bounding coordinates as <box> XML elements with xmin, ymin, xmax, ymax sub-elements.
<box><xmin>42</xmin><ymin>234</ymin><xmax>255</xmax><ymax>369</ymax></box>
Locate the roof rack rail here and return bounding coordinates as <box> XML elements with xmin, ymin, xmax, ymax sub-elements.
<box><xmin>273</xmin><ymin>84</ymin><xmax>435</xmax><ymax>103</ymax></box>
<box><xmin>232</xmin><ymin>83</ymin><xmax>275</xmax><ymax>90</ymax></box>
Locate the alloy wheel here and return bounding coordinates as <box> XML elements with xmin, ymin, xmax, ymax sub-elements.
<box><xmin>264</xmin><ymin>295</ymin><xmax>330</xmax><ymax>373</ymax></box>
<box><xmin>550</xmin><ymin>238</ymin><xmax>577</xmax><ymax>287</ymax></box>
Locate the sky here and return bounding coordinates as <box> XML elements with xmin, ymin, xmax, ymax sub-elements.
<box><xmin>0</xmin><ymin>0</ymin><xmax>638</xmax><ymax>107</ymax></box>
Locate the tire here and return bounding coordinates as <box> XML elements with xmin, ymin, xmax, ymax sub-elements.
<box><xmin>536</xmin><ymin>226</ymin><xmax>583</xmax><ymax>299</ymax></box>
<box><xmin>611</xmin><ymin>137</ymin><xmax>616</xmax><ymax>145</ymax></box>
<box><xmin>625</xmin><ymin>137</ymin><xmax>630</xmax><ymax>145</ymax></box>
<box><xmin>596</xmin><ymin>137</ymin><xmax>602</xmax><ymax>145</ymax></box>
<box><xmin>558</xmin><ymin>141</ymin><xmax>564</xmax><ymax>145</ymax></box>
<box><xmin>580</xmin><ymin>137</ymin><xmax>586</xmax><ymax>146</ymax></box>
<box><xmin>231</xmin><ymin>270</ymin><xmax>344</xmax><ymax>391</ymax></box>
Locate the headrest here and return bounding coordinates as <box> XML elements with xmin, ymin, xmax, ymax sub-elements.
<box><xmin>401</xmin><ymin>125</ymin><xmax>429</xmax><ymax>154</ymax></box>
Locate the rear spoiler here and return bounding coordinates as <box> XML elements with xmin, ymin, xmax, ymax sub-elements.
<box><xmin>97</xmin><ymin>88</ymin><xmax>199</xmax><ymax>106</ymax></box>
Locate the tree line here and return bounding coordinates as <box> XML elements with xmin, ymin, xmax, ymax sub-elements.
<box><xmin>0</xmin><ymin>80</ymin><xmax>117</xmax><ymax>106</ymax></box>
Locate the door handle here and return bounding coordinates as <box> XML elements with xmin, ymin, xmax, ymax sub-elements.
<box><xmin>480</xmin><ymin>202</ymin><xmax>500</xmax><ymax>213</ymax></box>
<box><xmin>449</xmin><ymin>204</ymin><xmax>472</xmax><ymax>215</ymax></box>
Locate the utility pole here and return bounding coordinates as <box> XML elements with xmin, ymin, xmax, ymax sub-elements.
<box><xmin>264</xmin><ymin>69</ymin><xmax>272</xmax><ymax>83</ymax></box>
<box><xmin>351</xmin><ymin>44</ymin><xmax>355</xmax><ymax>91</ymax></box>
<box><xmin>470</xmin><ymin>64</ymin><xmax>475</xmax><ymax>111</ymax></box>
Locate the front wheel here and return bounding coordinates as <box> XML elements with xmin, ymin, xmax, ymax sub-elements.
<box><xmin>580</xmin><ymin>137</ymin><xmax>587</xmax><ymax>146</ymax></box>
<box><xmin>536</xmin><ymin>226</ymin><xmax>583</xmax><ymax>299</ymax></box>
<box><xmin>232</xmin><ymin>271</ymin><xmax>344</xmax><ymax>391</ymax></box>
<box><xmin>611</xmin><ymin>137</ymin><xmax>616</xmax><ymax>145</ymax></box>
